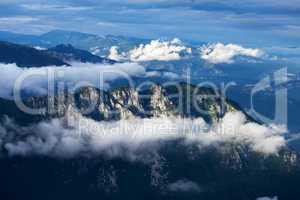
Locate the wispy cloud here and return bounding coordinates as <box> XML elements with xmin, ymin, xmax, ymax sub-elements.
<box><xmin>0</xmin><ymin>62</ymin><xmax>146</xmax><ymax>98</ymax></box>
<box><xmin>0</xmin><ymin>111</ymin><xmax>286</xmax><ymax>158</ymax></box>
<box><xmin>97</xmin><ymin>21</ymin><xmax>118</xmax><ymax>27</ymax></box>
<box><xmin>0</xmin><ymin>16</ymin><xmax>38</xmax><ymax>24</ymax></box>
<box><xmin>256</xmin><ymin>196</ymin><xmax>278</xmax><ymax>200</ymax></box>
<box><xmin>167</xmin><ymin>180</ymin><xmax>202</xmax><ymax>193</ymax></box>
<box><xmin>21</xmin><ymin>4</ymin><xmax>93</xmax><ymax>11</ymax></box>
<box><xmin>0</xmin><ymin>0</ymin><xmax>299</xmax><ymax>46</ymax></box>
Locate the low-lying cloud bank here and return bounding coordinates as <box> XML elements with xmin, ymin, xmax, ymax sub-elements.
<box><xmin>167</xmin><ymin>179</ymin><xmax>202</xmax><ymax>193</ymax></box>
<box><xmin>256</xmin><ymin>196</ymin><xmax>278</xmax><ymax>200</ymax></box>
<box><xmin>0</xmin><ymin>111</ymin><xmax>286</xmax><ymax>159</ymax></box>
<box><xmin>0</xmin><ymin>62</ymin><xmax>146</xmax><ymax>99</ymax></box>
<box><xmin>200</xmin><ymin>43</ymin><xmax>265</xmax><ymax>64</ymax></box>
<box><xmin>108</xmin><ymin>39</ymin><xmax>191</xmax><ymax>62</ymax></box>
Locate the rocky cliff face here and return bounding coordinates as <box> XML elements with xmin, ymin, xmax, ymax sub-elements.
<box><xmin>10</xmin><ymin>83</ymin><xmax>240</xmax><ymax>124</ymax></box>
<box><xmin>5</xmin><ymin>82</ymin><xmax>297</xmax><ymax>165</ymax></box>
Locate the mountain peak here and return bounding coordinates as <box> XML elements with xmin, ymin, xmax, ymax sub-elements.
<box><xmin>41</xmin><ymin>29</ymin><xmax>97</xmax><ymax>38</ymax></box>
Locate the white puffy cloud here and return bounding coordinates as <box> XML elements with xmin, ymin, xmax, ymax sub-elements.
<box><xmin>0</xmin><ymin>62</ymin><xmax>145</xmax><ymax>99</ymax></box>
<box><xmin>108</xmin><ymin>46</ymin><xmax>127</xmax><ymax>61</ymax></box>
<box><xmin>109</xmin><ymin>39</ymin><xmax>191</xmax><ymax>62</ymax></box>
<box><xmin>129</xmin><ymin>39</ymin><xmax>188</xmax><ymax>61</ymax></box>
<box><xmin>200</xmin><ymin>43</ymin><xmax>265</xmax><ymax>64</ymax></box>
<box><xmin>0</xmin><ymin>111</ymin><xmax>286</xmax><ymax>159</ymax></box>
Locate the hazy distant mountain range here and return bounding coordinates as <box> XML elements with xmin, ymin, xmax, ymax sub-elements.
<box><xmin>0</xmin><ymin>30</ymin><xmax>152</xmax><ymax>57</ymax></box>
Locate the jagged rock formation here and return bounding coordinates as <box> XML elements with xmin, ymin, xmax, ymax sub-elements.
<box><xmin>0</xmin><ymin>83</ymin><xmax>240</xmax><ymax>124</ymax></box>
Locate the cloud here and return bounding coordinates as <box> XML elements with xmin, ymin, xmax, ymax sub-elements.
<box><xmin>0</xmin><ymin>111</ymin><xmax>286</xmax><ymax>159</ymax></box>
<box><xmin>167</xmin><ymin>179</ymin><xmax>202</xmax><ymax>193</ymax></box>
<box><xmin>0</xmin><ymin>16</ymin><xmax>38</xmax><ymax>24</ymax></box>
<box><xmin>161</xmin><ymin>72</ymin><xmax>180</xmax><ymax>79</ymax></box>
<box><xmin>264</xmin><ymin>46</ymin><xmax>300</xmax><ymax>61</ymax></box>
<box><xmin>21</xmin><ymin>4</ymin><xmax>93</xmax><ymax>11</ymax></box>
<box><xmin>33</xmin><ymin>46</ymin><xmax>47</xmax><ymax>50</ymax></box>
<box><xmin>1</xmin><ymin>0</ymin><xmax>299</xmax><ymax>46</ymax></box>
<box><xmin>0</xmin><ymin>62</ymin><xmax>146</xmax><ymax>99</ymax></box>
<box><xmin>145</xmin><ymin>71</ymin><xmax>161</xmax><ymax>77</ymax></box>
<box><xmin>108</xmin><ymin>39</ymin><xmax>191</xmax><ymax>62</ymax></box>
<box><xmin>49</xmin><ymin>0</ymin><xmax>300</xmax><ymax>14</ymax></box>
<box><xmin>200</xmin><ymin>43</ymin><xmax>265</xmax><ymax>64</ymax></box>
<box><xmin>97</xmin><ymin>21</ymin><xmax>118</xmax><ymax>27</ymax></box>
<box><xmin>144</xmin><ymin>71</ymin><xmax>180</xmax><ymax>79</ymax></box>
<box><xmin>129</xmin><ymin>39</ymin><xmax>189</xmax><ymax>61</ymax></box>
<box><xmin>185</xmin><ymin>112</ymin><xmax>286</xmax><ymax>154</ymax></box>
<box><xmin>0</xmin><ymin>0</ymin><xmax>27</xmax><ymax>5</ymax></box>
<box><xmin>108</xmin><ymin>46</ymin><xmax>127</xmax><ymax>61</ymax></box>
<box><xmin>256</xmin><ymin>196</ymin><xmax>278</xmax><ymax>200</ymax></box>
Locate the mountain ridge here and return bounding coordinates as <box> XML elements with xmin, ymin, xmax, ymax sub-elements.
<box><xmin>0</xmin><ymin>40</ymin><xmax>69</xmax><ymax>67</ymax></box>
<box><xmin>0</xmin><ymin>83</ymin><xmax>242</xmax><ymax>125</ymax></box>
<box><xmin>0</xmin><ymin>41</ymin><xmax>116</xmax><ymax>67</ymax></box>
<box><xmin>45</xmin><ymin>44</ymin><xmax>116</xmax><ymax>64</ymax></box>
<box><xmin>0</xmin><ymin>30</ymin><xmax>152</xmax><ymax>56</ymax></box>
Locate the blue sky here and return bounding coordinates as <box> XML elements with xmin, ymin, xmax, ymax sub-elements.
<box><xmin>0</xmin><ymin>0</ymin><xmax>299</xmax><ymax>47</ymax></box>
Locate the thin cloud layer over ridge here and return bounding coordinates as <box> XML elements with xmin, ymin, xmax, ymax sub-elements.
<box><xmin>167</xmin><ymin>179</ymin><xmax>202</xmax><ymax>193</ymax></box>
<box><xmin>0</xmin><ymin>62</ymin><xmax>145</xmax><ymax>98</ymax></box>
<box><xmin>200</xmin><ymin>43</ymin><xmax>265</xmax><ymax>64</ymax></box>
<box><xmin>256</xmin><ymin>196</ymin><xmax>278</xmax><ymax>200</ymax></box>
<box><xmin>0</xmin><ymin>111</ymin><xmax>286</xmax><ymax>159</ymax></box>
